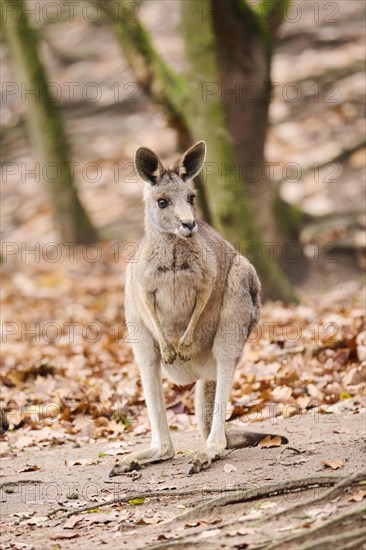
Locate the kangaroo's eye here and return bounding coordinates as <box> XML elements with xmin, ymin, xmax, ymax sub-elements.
<box><xmin>157</xmin><ymin>198</ymin><xmax>169</xmax><ymax>209</ymax></box>
<box><xmin>188</xmin><ymin>195</ymin><xmax>195</xmax><ymax>205</ymax></box>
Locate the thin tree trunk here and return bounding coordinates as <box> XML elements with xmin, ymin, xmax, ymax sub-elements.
<box><xmin>98</xmin><ymin>0</ymin><xmax>211</xmax><ymax>223</ymax></box>
<box><xmin>3</xmin><ymin>0</ymin><xmax>98</xmax><ymax>244</ymax></box>
<box><xmin>181</xmin><ymin>0</ymin><xmax>297</xmax><ymax>302</ymax></box>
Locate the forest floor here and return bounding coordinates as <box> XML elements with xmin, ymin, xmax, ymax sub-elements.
<box><xmin>1</xmin><ymin>411</ymin><xmax>365</xmax><ymax>550</ymax></box>
<box><xmin>1</xmin><ymin>247</ymin><xmax>365</xmax><ymax>549</ymax></box>
<box><xmin>1</xmin><ymin>0</ymin><xmax>365</xmax><ymax>549</ymax></box>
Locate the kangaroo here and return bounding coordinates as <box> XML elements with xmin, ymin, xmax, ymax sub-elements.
<box><xmin>110</xmin><ymin>141</ymin><xmax>287</xmax><ymax>477</ymax></box>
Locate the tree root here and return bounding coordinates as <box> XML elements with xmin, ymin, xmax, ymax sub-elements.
<box><xmin>294</xmin><ymin>528</ymin><xmax>366</xmax><ymax>550</ymax></box>
<box><xmin>260</xmin><ymin>471</ymin><xmax>365</xmax><ymax>524</ymax></box>
<box><xmin>47</xmin><ymin>484</ymin><xmax>265</xmax><ymax>518</ymax></box>
<box><xmin>262</xmin><ymin>505</ymin><xmax>366</xmax><ymax>550</ymax></box>
<box><xmin>159</xmin><ymin>474</ymin><xmax>346</xmax><ymax>525</ymax></box>
<box><xmin>143</xmin><ymin>498</ymin><xmax>365</xmax><ymax>550</ymax></box>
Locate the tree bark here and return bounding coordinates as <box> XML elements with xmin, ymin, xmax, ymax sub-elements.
<box><xmin>211</xmin><ymin>0</ymin><xmax>309</xmax><ymax>276</ymax></box>
<box><xmin>181</xmin><ymin>0</ymin><xmax>297</xmax><ymax>302</ymax></box>
<box><xmin>210</xmin><ymin>0</ymin><xmax>287</xmax><ymax>243</ymax></box>
<box><xmin>99</xmin><ymin>0</ymin><xmax>211</xmax><ymax>222</ymax></box>
<box><xmin>3</xmin><ymin>0</ymin><xmax>98</xmax><ymax>244</ymax></box>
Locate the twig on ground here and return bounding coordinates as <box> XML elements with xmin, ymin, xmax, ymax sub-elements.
<box><xmin>276</xmin><ymin>446</ymin><xmax>305</xmax><ymax>465</ymax></box>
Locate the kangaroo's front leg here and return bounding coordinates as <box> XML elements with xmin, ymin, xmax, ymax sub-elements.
<box><xmin>178</xmin><ymin>283</ymin><xmax>212</xmax><ymax>362</ymax></box>
<box><xmin>110</xmin><ymin>349</ymin><xmax>174</xmax><ymax>476</ymax></box>
<box><xmin>141</xmin><ymin>289</ymin><xmax>176</xmax><ymax>364</ymax></box>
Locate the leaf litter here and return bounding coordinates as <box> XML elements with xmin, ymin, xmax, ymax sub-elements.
<box><xmin>0</xmin><ymin>250</ymin><xmax>364</xmax><ymax>458</ymax></box>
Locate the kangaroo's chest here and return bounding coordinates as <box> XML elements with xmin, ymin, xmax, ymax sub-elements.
<box><xmin>151</xmin><ymin>248</ymin><xmax>203</xmax><ymax>336</ymax></box>
<box><xmin>154</xmin><ymin>264</ymin><xmax>198</xmax><ymax>322</ymax></box>
<box><xmin>138</xmin><ymin>239</ymin><xmax>209</xmax><ymax>340</ymax></box>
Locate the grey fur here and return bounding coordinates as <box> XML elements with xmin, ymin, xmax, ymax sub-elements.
<box><xmin>110</xmin><ymin>141</ymin><xmax>261</xmax><ymax>477</ymax></box>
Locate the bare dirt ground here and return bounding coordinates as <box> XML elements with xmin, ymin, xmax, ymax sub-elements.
<box><xmin>1</xmin><ymin>410</ymin><xmax>365</xmax><ymax>550</ymax></box>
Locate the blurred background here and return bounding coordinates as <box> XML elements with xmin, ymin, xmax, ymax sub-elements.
<box><xmin>0</xmin><ymin>1</ymin><xmax>365</xmax><ymax>444</ymax></box>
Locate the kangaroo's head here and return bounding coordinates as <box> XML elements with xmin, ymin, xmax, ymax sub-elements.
<box><xmin>135</xmin><ymin>141</ymin><xmax>206</xmax><ymax>238</ymax></box>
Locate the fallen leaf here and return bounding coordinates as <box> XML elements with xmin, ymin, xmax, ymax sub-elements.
<box><xmin>157</xmin><ymin>533</ymin><xmax>176</xmax><ymax>540</ymax></box>
<box><xmin>227</xmin><ymin>528</ymin><xmax>248</xmax><ymax>537</ymax></box>
<box><xmin>258</xmin><ymin>435</ymin><xmax>282</xmax><ymax>449</ymax></box>
<box><xmin>65</xmin><ymin>459</ymin><xmax>99</xmax><ymax>467</ymax></box>
<box><xmin>129</xmin><ymin>498</ymin><xmax>145</xmax><ymax>506</ymax></box>
<box><xmin>137</xmin><ymin>516</ymin><xmax>162</xmax><ymax>525</ymax></box>
<box><xmin>347</xmin><ymin>490</ymin><xmax>366</xmax><ymax>502</ymax></box>
<box><xmin>86</xmin><ymin>512</ymin><xmax>118</xmax><ymax>525</ymax></box>
<box><xmin>51</xmin><ymin>531</ymin><xmax>80</xmax><ymax>540</ymax></box>
<box><xmin>63</xmin><ymin>515</ymin><xmax>84</xmax><ymax>529</ymax></box>
<box><xmin>322</xmin><ymin>459</ymin><xmax>344</xmax><ymax>470</ymax></box>
<box><xmin>18</xmin><ymin>464</ymin><xmax>41</xmax><ymax>473</ymax></box>
<box><xmin>224</xmin><ymin>463</ymin><xmax>238</xmax><ymax>473</ymax></box>
<box><xmin>23</xmin><ymin>516</ymin><xmax>49</xmax><ymax>526</ymax></box>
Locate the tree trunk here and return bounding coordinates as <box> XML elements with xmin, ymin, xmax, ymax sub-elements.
<box><xmin>210</xmin><ymin>0</ymin><xmax>289</xmax><ymax>244</ymax></box>
<box><xmin>3</xmin><ymin>0</ymin><xmax>98</xmax><ymax>244</ymax></box>
<box><xmin>181</xmin><ymin>0</ymin><xmax>297</xmax><ymax>302</ymax></box>
<box><xmin>98</xmin><ymin>0</ymin><xmax>211</xmax><ymax>223</ymax></box>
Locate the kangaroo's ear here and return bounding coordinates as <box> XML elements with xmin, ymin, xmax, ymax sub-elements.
<box><xmin>135</xmin><ymin>147</ymin><xmax>164</xmax><ymax>185</ymax></box>
<box><xmin>178</xmin><ymin>141</ymin><xmax>207</xmax><ymax>181</ymax></box>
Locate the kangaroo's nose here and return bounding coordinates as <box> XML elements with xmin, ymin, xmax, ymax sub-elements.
<box><xmin>180</xmin><ymin>220</ymin><xmax>196</xmax><ymax>230</ymax></box>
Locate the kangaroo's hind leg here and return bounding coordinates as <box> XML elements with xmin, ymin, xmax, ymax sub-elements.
<box><xmin>110</xmin><ymin>325</ymin><xmax>174</xmax><ymax>477</ymax></box>
<box><xmin>188</xmin><ymin>260</ymin><xmax>257</xmax><ymax>475</ymax></box>
<box><xmin>195</xmin><ymin>379</ymin><xmax>216</xmax><ymax>440</ymax></box>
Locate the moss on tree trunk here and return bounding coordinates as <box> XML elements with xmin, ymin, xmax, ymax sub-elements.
<box><xmin>99</xmin><ymin>0</ymin><xmax>211</xmax><ymax>223</ymax></box>
<box><xmin>3</xmin><ymin>0</ymin><xmax>98</xmax><ymax>244</ymax></box>
<box><xmin>181</xmin><ymin>0</ymin><xmax>297</xmax><ymax>302</ymax></box>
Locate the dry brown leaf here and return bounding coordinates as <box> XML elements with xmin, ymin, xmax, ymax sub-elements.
<box><xmin>137</xmin><ymin>516</ymin><xmax>162</xmax><ymax>525</ymax></box>
<box><xmin>18</xmin><ymin>464</ymin><xmax>41</xmax><ymax>473</ymax></box>
<box><xmin>65</xmin><ymin>459</ymin><xmax>99</xmax><ymax>467</ymax></box>
<box><xmin>347</xmin><ymin>490</ymin><xmax>366</xmax><ymax>502</ymax></box>
<box><xmin>157</xmin><ymin>533</ymin><xmax>176</xmax><ymax>541</ymax></box>
<box><xmin>85</xmin><ymin>512</ymin><xmax>119</xmax><ymax>525</ymax></box>
<box><xmin>51</xmin><ymin>531</ymin><xmax>80</xmax><ymax>540</ymax></box>
<box><xmin>322</xmin><ymin>459</ymin><xmax>344</xmax><ymax>470</ymax></box>
<box><xmin>258</xmin><ymin>435</ymin><xmax>282</xmax><ymax>449</ymax></box>
<box><xmin>63</xmin><ymin>515</ymin><xmax>84</xmax><ymax>529</ymax></box>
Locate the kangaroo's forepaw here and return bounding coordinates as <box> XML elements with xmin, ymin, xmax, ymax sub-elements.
<box><xmin>161</xmin><ymin>342</ymin><xmax>177</xmax><ymax>364</ymax></box>
<box><xmin>178</xmin><ymin>341</ymin><xmax>192</xmax><ymax>362</ymax></box>
<box><xmin>109</xmin><ymin>458</ymin><xmax>141</xmax><ymax>477</ymax></box>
